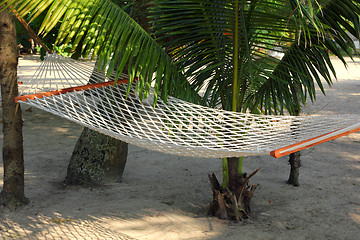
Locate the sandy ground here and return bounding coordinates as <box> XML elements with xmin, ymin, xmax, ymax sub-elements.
<box><xmin>0</xmin><ymin>55</ymin><xmax>359</xmax><ymax>240</ymax></box>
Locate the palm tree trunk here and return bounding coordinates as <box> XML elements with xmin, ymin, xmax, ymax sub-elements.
<box><xmin>65</xmin><ymin>58</ymin><xmax>128</xmax><ymax>185</ymax></box>
<box><xmin>227</xmin><ymin>157</ymin><xmax>240</xmax><ymax>191</ymax></box>
<box><xmin>65</xmin><ymin>127</ymin><xmax>128</xmax><ymax>185</ymax></box>
<box><xmin>0</xmin><ymin>11</ymin><xmax>28</xmax><ymax>208</ymax></box>
<box><xmin>208</xmin><ymin>1</ymin><xmax>259</xmax><ymax>221</ymax></box>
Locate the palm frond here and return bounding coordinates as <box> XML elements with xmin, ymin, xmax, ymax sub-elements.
<box><xmin>1</xmin><ymin>0</ymin><xmax>200</xmax><ymax>103</ymax></box>
<box><xmin>151</xmin><ymin>0</ymin><xmax>359</xmax><ymax>113</ymax></box>
<box><xmin>248</xmin><ymin>0</ymin><xmax>360</xmax><ymax>114</ymax></box>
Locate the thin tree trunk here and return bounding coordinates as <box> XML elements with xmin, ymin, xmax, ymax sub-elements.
<box><xmin>287</xmin><ymin>98</ymin><xmax>301</xmax><ymax>186</ymax></box>
<box><xmin>0</xmin><ymin>11</ymin><xmax>28</xmax><ymax>208</ymax></box>
<box><xmin>227</xmin><ymin>157</ymin><xmax>240</xmax><ymax>191</ymax></box>
<box><xmin>287</xmin><ymin>151</ymin><xmax>301</xmax><ymax>186</ymax></box>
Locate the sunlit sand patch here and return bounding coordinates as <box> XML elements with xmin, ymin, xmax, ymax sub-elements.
<box><xmin>349</xmin><ymin>212</ymin><xmax>360</xmax><ymax>225</ymax></box>
<box><xmin>346</xmin><ymin>166</ymin><xmax>360</xmax><ymax>176</ymax></box>
<box><xmin>1</xmin><ymin>51</ymin><xmax>359</xmax><ymax>240</ymax></box>
<box><xmin>100</xmin><ymin>212</ymin><xmax>222</xmax><ymax>240</ymax></box>
<box><xmin>0</xmin><ymin>214</ymin><xmax>137</xmax><ymax>240</ymax></box>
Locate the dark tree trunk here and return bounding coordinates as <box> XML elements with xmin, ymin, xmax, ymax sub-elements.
<box><xmin>287</xmin><ymin>108</ymin><xmax>301</xmax><ymax>186</ymax></box>
<box><xmin>0</xmin><ymin>11</ymin><xmax>28</xmax><ymax>208</ymax></box>
<box><xmin>65</xmin><ymin>127</ymin><xmax>128</xmax><ymax>185</ymax></box>
<box><xmin>227</xmin><ymin>157</ymin><xmax>240</xmax><ymax>192</ymax></box>
<box><xmin>287</xmin><ymin>151</ymin><xmax>301</xmax><ymax>186</ymax></box>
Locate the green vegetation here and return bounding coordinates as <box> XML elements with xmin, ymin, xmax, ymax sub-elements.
<box><xmin>2</xmin><ymin>0</ymin><xmax>360</xmax><ymax>217</ymax></box>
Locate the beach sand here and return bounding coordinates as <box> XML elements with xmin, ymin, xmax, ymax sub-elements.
<box><xmin>0</xmin><ymin>55</ymin><xmax>359</xmax><ymax>239</ymax></box>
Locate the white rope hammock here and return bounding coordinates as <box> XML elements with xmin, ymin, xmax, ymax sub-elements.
<box><xmin>16</xmin><ymin>53</ymin><xmax>360</xmax><ymax>158</ymax></box>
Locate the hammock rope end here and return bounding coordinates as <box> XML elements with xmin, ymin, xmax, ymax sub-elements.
<box><xmin>270</xmin><ymin>125</ymin><xmax>360</xmax><ymax>158</ymax></box>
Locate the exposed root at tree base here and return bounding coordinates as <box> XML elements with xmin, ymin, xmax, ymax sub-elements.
<box><xmin>208</xmin><ymin>168</ymin><xmax>259</xmax><ymax>222</ymax></box>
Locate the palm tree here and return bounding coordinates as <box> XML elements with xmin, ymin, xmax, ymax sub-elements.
<box><xmin>149</xmin><ymin>0</ymin><xmax>360</xmax><ymax>219</ymax></box>
<box><xmin>2</xmin><ymin>0</ymin><xmax>359</xmax><ymax>219</ymax></box>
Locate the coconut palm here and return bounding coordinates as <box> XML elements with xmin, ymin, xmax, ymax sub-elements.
<box><xmin>2</xmin><ymin>0</ymin><xmax>359</xmax><ymax>219</ymax></box>
<box><xmin>149</xmin><ymin>0</ymin><xmax>360</xmax><ymax>219</ymax></box>
<box><xmin>150</xmin><ymin>0</ymin><xmax>359</xmax><ymax>113</ymax></box>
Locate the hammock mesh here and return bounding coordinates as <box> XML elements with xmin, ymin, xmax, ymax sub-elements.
<box><xmin>16</xmin><ymin>54</ymin><xmax>360</xmax><ymax>158</ymax></box>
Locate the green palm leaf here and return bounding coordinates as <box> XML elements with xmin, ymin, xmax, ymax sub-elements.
<box><xmin>1</xmin><ymin>0</ymin><xmax>200</xmax><ymax>103</ymax></box>
<box><xmin>248</xmin><ymin>0</ymin><xmax>360</xmax><ymax>114</ymax></box>
<box><xmin>150</xmin><ymin>0</ymin><xmax>359</xmax><ymax>113</ymax></box>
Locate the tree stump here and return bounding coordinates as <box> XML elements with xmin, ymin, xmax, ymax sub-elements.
<box><xmin>208</xmin><ymin>168</ymin><xmax>259</xmax><ymax>222</ymax></box>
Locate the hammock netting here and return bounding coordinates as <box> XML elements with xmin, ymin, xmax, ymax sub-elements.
<box><xmin>15</xmin><ymin>54</ymin><xmax>360</xmax><ymax>158</ymax></box>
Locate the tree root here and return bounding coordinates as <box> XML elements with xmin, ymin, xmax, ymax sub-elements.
<box><xmin>208</xmin><ymin>168</ymin><xmax>259</xmax><ymax>222</ymax></box>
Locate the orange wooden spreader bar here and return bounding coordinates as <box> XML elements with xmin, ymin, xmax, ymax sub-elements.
<box><xmin>14</xmin><ymin>79</ymin><xmax>130</xmax><ymax>103</ymax></box>
<box><xmin>270</xmin><ymin>125</ymin><xmax>360</xmax><ymax>158</ymax></box>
